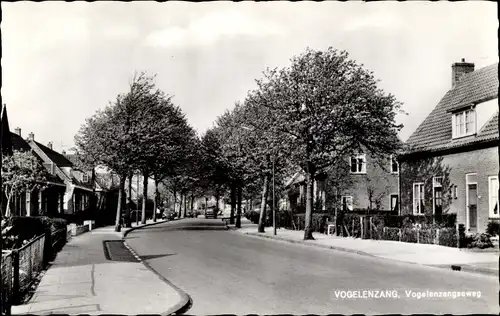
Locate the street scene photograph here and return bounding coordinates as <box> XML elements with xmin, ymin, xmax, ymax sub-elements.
<box><xmin>1</xmin><ymin>1</ymin><xmax>498</xmax><ymax>315</ymax></box>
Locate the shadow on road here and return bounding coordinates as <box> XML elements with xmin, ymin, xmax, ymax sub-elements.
<box><xmin>139</xmin><ymin>253</ymin><xmax>177</xmax><ymax>260</ymax></box>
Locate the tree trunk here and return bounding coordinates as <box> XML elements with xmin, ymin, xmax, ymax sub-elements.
<box><xmin>115</xmin><ymin>175</ymin><xmax>126</xmax><ymax>232</ymax></box>
<box><xmin>126</xmin><ymin>173</ymin><xmax>133</xmax><ymax>228</ymax></box>
<box><xmin>173</xmin><ymin>188</ymin><xmax>177</xmax><ymax>215</ymax></box>
<box><xmin>258</xmin><ymin>175</ymin><xmax>269</xmax><ymax>233</ymax></box>
<box><xmin>178</xmin><ymin>193</ymin><xmax>183</xmax><ymax>218</ymax></box>
<box><xmin>215</xmin><ymin>190</ymin><xmax>220</xmax><ymax>219</ymax></box>
<box><xmin>183</xmin><ymin>194</ymin><xmax>187</xmax><ymax>218</ymax></box>
<box><xmin>153</xmin><ymin>177</ymin><xmax>159</xmax><ymax>222</ymax></box>
<box><xmin>304</xmin><ymin>168</ymin><xmax>315</xmax><ymax>240</ymax></box>
<box><xmin>230</xmin><ymin>184</ymin><xmax>236</xmax><ymax>224</ymax></box>
<box><xmin>236</xmin><ymin>185</ymin><xmax>242</xmax><ymax>228</ymax></box>
<box><xmin>190</xmin><ymin>191</ymin><xmax>194</xmax><ymax>212</ymax></box>
<box><xmin>141</xmin><ymin>171</ymin><xmax>148</xmax><ymax>224</ymax></box>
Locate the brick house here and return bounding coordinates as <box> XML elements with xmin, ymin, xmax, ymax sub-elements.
<box><xmin>399</xmin><ymin>59</ymin><xmax>499</xmax><ymax>233</ymax></box>
<box><xmin>1</xmin><ymin>105</ymin><xmax>67</xmax><ymax>217</ymax></box>
<box><xmin>286</xmin><ymin>152</ymin><xmax>400</xmax><ymax>214</ymax></box>
<box><xmin>24</xmin><ymin>136</ymin><xmax>94</xmax><ymax>215</ymax></box>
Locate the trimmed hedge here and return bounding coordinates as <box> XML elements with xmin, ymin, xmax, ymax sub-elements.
<box><xmin>438</xmin><ymin>227</ymin><xmax>457</xmax><ymax>247</ymax></box>
<box><xmin>401</xmin><ymin>228</ymin><xmax>418</xmax><ymax>243</ymax></box>
<box><xmin>292</xmin><ymin>213</ymin><xmax>331</xmax><ymax>233</ymax></box>
<box><xmin>418</xmin><ymin>229</ymin><xmax>436</xmax><ymax>245</ymax></box>
<box><xmin>384</xmin><ymin>214</ymin><xmax>457</xmax><ymax>229</ymax></box>
<box><xmin>464</xmin><ymin>233</ymin><xmax>493</xmax><ymax>249</ymax></box>
<box><xmin>383</xmin><ymin>227</ymin><xmax>400</xmax><ymax>241</ymax></box>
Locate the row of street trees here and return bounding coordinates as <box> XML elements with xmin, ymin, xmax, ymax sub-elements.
<box><xmin>74</xmin><ymin>47</ymin><xmax>403</xmax><ymax>239</ymax></box>
<box><xmin>203</xmin><ymin>47</ymin><xmax>403</xmax><ymax>239</ymax></box>
<box><xmin>75</xmin><ymin>73</ymin><xmax>199</xmax><ymax>231</ymax></box>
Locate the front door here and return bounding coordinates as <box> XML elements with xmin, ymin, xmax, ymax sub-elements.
<box><xmin>434</xmin><ymin>187</ymin><xmax>443</xmax><ymax>216</ymax></box>
<box><xmin>467</xmin><ymin>184</ymin><xmax>478</xmax><ymax>231</ymax></box>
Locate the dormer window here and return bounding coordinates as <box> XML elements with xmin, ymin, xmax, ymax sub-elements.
<box><xmin>452</xmin><ymin>108</ymin><xmax>476</xmax><ymax>138</ymax></box>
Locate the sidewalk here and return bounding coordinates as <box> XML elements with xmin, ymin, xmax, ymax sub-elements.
<box><xmin>12</xmin><ymin>220</ymin><xmax>188</xmax><ymax>315</ymax></box>
<box><xmin>234</xmin><ymin>225</ymin><xmax>499</xmax><ymax>277</ymax></box>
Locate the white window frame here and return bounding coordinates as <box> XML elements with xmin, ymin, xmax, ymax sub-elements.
<box><xmin>413</xmin><ymin>182</ymin><xmax>425</xmax><ymax>215</ymax></box>
<box><xmin>390</xmin><ymin>155</ymin><xmax>399</xmax><ymax>174</ymax></box>
<box><xmin>489</xmin><ymin>176</ymin><xmax>499</xmax><ymax>218</ymax></box>
<box><xmin>350</xmin><ymin>154</ymin><xmax>366</xmax><ymax>174</ymax></box>
<box><xmin>390</xmin><ymin>194</ymin><xmax>399</xmax><ymax>212</ymax></box>
<box><xmin>452</xmin><ymin>108</ymin><xmax>476</xmax><ymax>138</ymax></box>
<box><xmin>341</xmin><ymin>196</ymin><xmax>353</xmax><ymax>211</ymax></box>
<box><xmin>465</xmin><ymin>173</ymin><xmax>478</xmax><ymax>231</ymax></box>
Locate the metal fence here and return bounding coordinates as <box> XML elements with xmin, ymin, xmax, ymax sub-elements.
<box><xmin>12</xmin><ymin>234</ymin><xmax>45</xmax><ymax>304</ymax></box>
<box><xmin>1</xmin><ymin>251</ymin><xmax>13</xmax><ymax>316</ymax></box>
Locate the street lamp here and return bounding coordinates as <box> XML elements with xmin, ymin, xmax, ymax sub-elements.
<box><xmin>241</xmin><ymin>125</ymin><xmax>277</xmax><ymax>235</ymax></box>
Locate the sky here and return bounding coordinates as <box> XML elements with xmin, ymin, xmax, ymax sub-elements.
<box><xmin>2</xmin><ymin>1</ymin><xmax>498</xmax><ymax>153</ymax></box>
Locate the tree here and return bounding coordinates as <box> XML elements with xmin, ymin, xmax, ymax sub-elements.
<box><xmin>250</xmin><ymin>47</ymin><xmax>403</xmax><ymax>240</ymax></box>
<box><xmin>75</xmin><ymin>95</ymin><xmax>138</xmax><ymax>231</ymax></box>
<box><xmin>1</xmin><ymin>150</ymin><xmax>51</xmax><ymax>217</ymax></box>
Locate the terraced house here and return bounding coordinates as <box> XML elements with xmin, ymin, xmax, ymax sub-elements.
<box><xmin>286</xmin><ymin>151</ymin><xmax>400</xmax><ymax>214</ymax></box>
<box><xmin>399</xmin><ymin>59</ymin><xmax>499</xmax><ymax>233</ymax></box>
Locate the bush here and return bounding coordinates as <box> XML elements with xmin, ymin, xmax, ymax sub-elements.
<box><xmin>383</xmin><ymin>214</ymin><xmax>457</xmax><ymax>229</ymax></box>
<box><xmin>418</xmin><ymin>229</ymin><xmax>436</xmax><ymax>244</ymax></box>
<box><xmin>486</xmin><ymin>221</ymin><xmax>500</xmax><ymax>236</ymax></box>
<box><xmin>292</xmin><ymin>213</ymin><xmax>331</xmax><ymax>233</ymax></box>
<box><xmin>400</xmin><ymin>228</ymin><xmax>418</xmax><ymax>243</ymax></box>
<box><xmin>1</xmin><ymin>216</ymin><xmax>67</xmax><ymax>250</ymax></box>
<box><xmin>245</xmin><ymin>210</ymin><xmax>260</xmax><ymax>224</ymax></box>
<box><xmin>383</xmin><ymin>227</ymin><xmax>400</xmax><ymax>241</ymax></box>
<box><xmin>464</xmin><ymin>233</ymin><xmax>493</xmax><ymax>249</ymax></box>
<box><xmin>438</xmin><ymin>227</ymin><xmax>457</xmax><ymax>247</ymax></box>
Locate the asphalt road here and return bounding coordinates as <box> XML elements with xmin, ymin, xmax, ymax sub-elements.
<box><xmin>126</xmin><ymin>219</ymin><xmax>498</xmax><ymax>315</ymax></box>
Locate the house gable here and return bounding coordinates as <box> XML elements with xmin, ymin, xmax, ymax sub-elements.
<box><xmin>405</xmin><ymin>63</ymin><xmax>498</xmax><ymax>154</ymax></box>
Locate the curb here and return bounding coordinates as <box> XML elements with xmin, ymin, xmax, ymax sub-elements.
<box><xmin>241</xmin><ymin>231</ymin><xmax>498</xmax><ymax>278</ymax></box>
<box><xmin>122</xmin><ymin>218</ymin><xmax>193</xmax><ymax>315</ymax></box>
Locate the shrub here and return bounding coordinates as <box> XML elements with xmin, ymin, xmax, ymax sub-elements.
<box><xmin>292</xmin><ymin>213</ymin><xmax>331</xmax><ymax>233</ymax></box>
<box><xmin>245</xmin><ymin>210</ymin><xmax>260</xmax><ymax>224</ymax></box>
<box><xmin>465</xmin><ymin>233</ymin><xmax>493</xmax><ymax>249</ymax></box>
<box><xmin>418</xmin><ymin>229</ymin><xmax>436</xmax><ymax>244</ymax></box>
<box><xmin>438</xmin><ymin>227</ymin><xmax>458</xmax><ymax>247</ymax></box>
<box><xmin>383</xmin><ymin>227</ymin><xmax>400</xmax><ymax>241</ymax></box>
<box><xmin>400</xmin><ymin>228</ymin><xmax>418</xmax><ymax>243</ymax></box>
<box><xmin>383</xmin><ymin>214</ymin><xmax>457</xmax><ymax>229</ymax></box>
<box><xmin>486</xmin><ymin>221</ymin><xmax>500</xmax><ymax>237</ymax></box>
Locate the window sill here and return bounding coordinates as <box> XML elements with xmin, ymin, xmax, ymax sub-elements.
<box><xmin>452</xmin><ymin>133</ymin><xmax>476</xmax><ymax>140</ymax></box>
<box><xmin>350</xmin><ymin>172</ymin><xmax>367</xmax><ymax>175</ymax></box>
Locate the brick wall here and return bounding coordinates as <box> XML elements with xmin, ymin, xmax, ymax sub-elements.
<box><xmin>325</xmin><ymin>154</ymin><xmax>399</xmax><ymax>211</ymax></box>
<box><xmin>400</xmin><ymin>146</ymin><xmax>499</xmax><ymax>233</ymax></box>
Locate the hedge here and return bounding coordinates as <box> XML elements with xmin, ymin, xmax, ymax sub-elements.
<box><xmin>400</xmin><ymin>228</ymin><xmax>418</xmax><ymax>243</ymax></box>
<box><xmin>438</xmin><ymin>227</ymin><xmax>457</xmax><ymax>247</ymax></box>
<box><xmin>486</xmin><ymin>220</ymin><xmax>500</xmax><ymax>236</ymax></box>
<box><xmin>2</xmin><ymin>216</ymin><xmax>68</xmax><ymax>250</ymax></box>
<box><xmin>384</xmin><ymin>214</ymin><xmax>456</xmax><ymax>229</ymax></box>
<box><xmin>292</xmin><ymin>213</ymin><xmax>331</xmax><ymax>233</ymax></box>
<box><xmin>382</xmin><ymin>227</ymin><xmax>400</xmax><ymax>241</ymax></box>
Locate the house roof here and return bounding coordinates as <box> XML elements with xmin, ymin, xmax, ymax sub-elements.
<box><xmin>35</xmin><ymin>141</ymin><xmax>73</xmax><ymax>167</ymax></box>
<box><xmin>10</xmin><ymin>132</ymin><xmax>32</xmax><ymax>152</ymax></box>
<box><xmin>405</xmin><ymin>63</ymin><xmax>499</xmax><ymax>154</ymax></box>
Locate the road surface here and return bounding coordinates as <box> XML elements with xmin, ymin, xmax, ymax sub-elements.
<box><xmin>125</xmin><ymin>219</ymin><xmax>498</xmax><ymax>315</ymax></box>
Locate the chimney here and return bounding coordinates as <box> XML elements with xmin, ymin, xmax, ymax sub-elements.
<box><xmin>28</xmin><ymin>132</ymin><xmax>34</xmax><ymax>141</ymax></box>
<box><xmin>14</xmin><ymin>127</ymin><xmax>21</xmax><ymax>136</ymax></box>
<box><xmin>452</xmin><ymin>58</ymin><xmax>475</xmax><ymax>88</ymax></box>
<box><xmin>62</xmin><ymin>150</ymin><xmax>66</xmax><ymax>155</ymax></box>
<box><xmin>47</xmin><ymin>141</ymin><xmax>53</xmax><ymax>150</ymax></box>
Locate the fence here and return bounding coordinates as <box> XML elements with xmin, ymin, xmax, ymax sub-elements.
<box><xmin>1</xmin><ymin>251</ymin><xmax>13</xmax><ymax>316</ymax></box>
<box><xmin>12</xmin><ymin>234</ymin><xmax>45</xmax><ymax>304</ymax></box>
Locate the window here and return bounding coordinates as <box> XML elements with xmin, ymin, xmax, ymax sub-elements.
<box><xmin>390</xmin><ymin>155</ymin><xmax>399</xmax><ymax>173</ymax></box>
<box><xmin>82</xmin><ymin>174</ymin><xmax>89</xmax><ymax>183</ymax></box>
<box><xmin>413</xmin><ymin>183</ymin><xmax>425</xmax><ymax>215</ymax></box>
<box><xmin>341</xmin><ymin>196</ymin><xmax>353</xmax><ymax>211</ymax></box>
<box><xmin>452</xmin><ymin>109</ymin><xmax>476</xmax><ymax>138</ymax></box>
<box><xmin>489</xmin><ymin>176</ymin><xmax>499</xmax><ymax>218</ymax></box>
<box><xmin>390</xmin><ymin>194</ymin><xmax>399</xmax><ymax>212</ymax></box>
<box><xmin>350</xmin><ymin>154</ymin><xmax>366</xmax><ymax>174</ymax></box>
